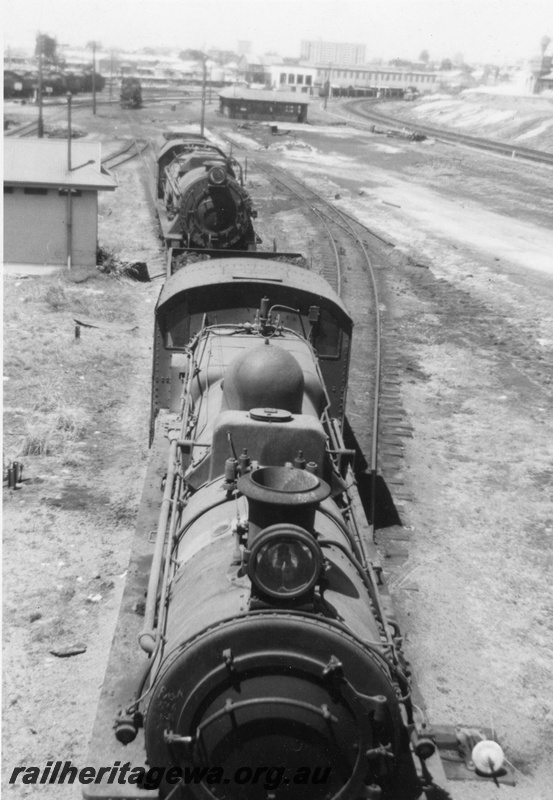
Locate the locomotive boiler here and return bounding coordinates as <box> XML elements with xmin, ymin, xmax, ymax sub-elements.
<box><xmin>86</xmin><ymin>258</ymin><xmax>441</xmax><ymax>800</ymax></box>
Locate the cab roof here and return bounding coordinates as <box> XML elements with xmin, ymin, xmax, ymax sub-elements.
<box><xmin>157</xmin><ymin>138</ymin><xmax>225</xmax><ymax>164</ymax></box>
<box><xmin>157</xmin><ymin>258</ymin><xmax>352</xmax><ymax>327</ymax></box>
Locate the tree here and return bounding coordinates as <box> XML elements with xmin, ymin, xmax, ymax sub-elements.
<box><xmin>179</xmin><ymin>49</ymin><xmax>207</xmax><ymax>62</ymax></box>
<box><xmin>440</xmin><ymin>58</ymin><xmax>453</xmax><ymax>71</ymax></box>
<box><xmin>35</xmin><ymin>33</ymin><xmax>58</xmax><ymax>65</ymax></box>
<box><xmin>419</xmin><ymin>49</ymin><xmax>430</xmax><ymax>64</ymax></box>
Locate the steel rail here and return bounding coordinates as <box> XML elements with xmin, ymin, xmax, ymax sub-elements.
<box><xmin>342</xmin><ymin>99</ymin><xmax>553</xmax><ymax>166</ymax></box>
<box><xmin>254</xmin><ymin>160</ymin><xmax>342</xmax><ymax>295</ymax></box>
<box><xmin>123</xmin><ymin>112</ymin><xmax>159</xmax><ymax>210</ymax></box>
<box><xmin>102</xmin><ymin>140</ymin><xmax>150</xmax><ymax>170</ymax></box>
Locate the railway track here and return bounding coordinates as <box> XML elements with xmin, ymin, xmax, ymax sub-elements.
<box><xmin>101</xmin><ymin>139</ymin><xmax>150</xmax><ymax>170</ymax></box>
<box><xmin>341</xmin><ymin>98</ymin><xmax>553</xmax><ymax>166</ymax></box>
<box><xmin>247</xmin><ymin>156</ymin><xmax>416</xmax><ymax>551</ymax></box>
<box><xmin>4</xmin><ymin>119</ymin><xmax>41</xmax><ymax>137</ymax></box>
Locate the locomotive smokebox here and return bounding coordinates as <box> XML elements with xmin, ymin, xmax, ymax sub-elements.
<box><xmin>238</xmin><ymin>465</ymin><xmax>330</xmax><ymax>540</ymax></box>
<box><xmin>223</xmin><ymin>343</ymin><xmax>304</xmax><ymax>413</ymax></box>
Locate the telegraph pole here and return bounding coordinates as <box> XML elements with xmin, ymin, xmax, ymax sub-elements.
<box><xmin>109</xmin><ymin>50</ymin><xmax>114</xmax><ymax>101</ymax></box>
<box><xmin>66</xmin><ymin>92</ymin><xmax>73</xmax><ymax>269</ymax></box>
<box><xmin>200</xmin><ymin>57</ymin><xmax>207</xmax><ymax>135</ymax></box>
<box><xmin>324</xmin><ymin>62</ymin><xmax>332</xmax><ymax>109</ymax></box>
<box><xmin>67</xmin><ymin>92</ymin><xmax>72</xmax><ymax>168</ymax></box>
<box><xmin>92</xmin><ymin>41</ymin><xmax>97</xmax><ymax>114</ymax></box>
<box><xmin>37</xmin><ymin>33</ymin><xmax>44</xmax><ymax>138</ymax></box>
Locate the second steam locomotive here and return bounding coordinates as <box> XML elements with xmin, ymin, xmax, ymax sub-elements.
<box><xmin>157</xmin><ymin>133</ymin><xmax>257</xmax><ymax>252</ymax></box>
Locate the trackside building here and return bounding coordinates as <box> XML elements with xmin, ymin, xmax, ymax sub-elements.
<box><xmin>218</xmin><ymin>88</ymin><xmax>310</xmax><ymax>122</ymax></box>
<box><xmin>4</xmin><ymin>139</ymin><xmax>117</xmax><ymax>268</ymax></box>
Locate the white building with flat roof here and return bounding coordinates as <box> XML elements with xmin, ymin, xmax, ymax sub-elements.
<box><xmin>267</xmin><ymin>65</ymin><xmax>317</xmax><ymax>93</ymax></box>
<box><xmin>4</xmin><ymin>139</ymin><xmax>117</xmax><ymax>268</ymax></box>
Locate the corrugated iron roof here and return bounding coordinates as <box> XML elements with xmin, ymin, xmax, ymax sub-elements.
<box><xmin>4</xmin><ymin>139</ymin><xmax>118</xmax><ymax>190</ymax></box>
<box><xmin>218</xmin><ymin>88</ymin><xmax>311</xmax><ymax>104</ymax></box>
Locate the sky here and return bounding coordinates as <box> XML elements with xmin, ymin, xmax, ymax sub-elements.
<box><xmin>4</xmin><ymin>0</ymin><xmax>552</xmax><ymax>63</ymax></box>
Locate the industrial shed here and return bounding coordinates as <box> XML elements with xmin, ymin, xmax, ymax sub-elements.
<box><xmin>3</xmin><ymin>139</ymin><xmax>117</xmax><ymax>269</ymax></box>
<box><xmin>218</xmin><ymin>88</ymin><xmax>310</xmax><ymax>122</ymax></box>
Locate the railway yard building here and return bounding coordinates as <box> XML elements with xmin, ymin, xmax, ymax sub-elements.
<box><xmin>218</xmin><ymin>87</ymin><xmax>310</xmax><ymax>122</ymax></box>
<box><xmin>318</xmin><ymin>64</ymin><xmax>438</xmax><ymax>96</ymax></box>
<box><xmin>3</xmin><ymin>139</ymin><xmax>117</xmax><ymax>269</ymax></box>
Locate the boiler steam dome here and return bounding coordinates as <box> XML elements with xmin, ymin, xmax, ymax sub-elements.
<box><xmin>223</xmin><ymin>343</ymin><xmax>304</xmax><ymax>413</ymax></box>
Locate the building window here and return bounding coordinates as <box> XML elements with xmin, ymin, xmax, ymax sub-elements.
<box><xmin>306</xmin><ymin>75</ymin><xmax>312</xmax><ymax>86</ymax></box>
<box><xmin>24</xmin><ymin>187</ymin><xmax>48</xmax><ymax>195</ymax></box>
<box><xmin>4</xmin><ymin>186</ymin><xmax>14</xmax><ymax>194</ymax></box>
<box><xmin>297</xmin><ymin>74</ymin><xmax>304</xmax><ymax>84</ymax></box>
<box><xmin>288</xmin><ymin>73</ymin><xmax>294</xmax><ymax>83</ymax></box>
<box><xmin>58</xmin><ymin>189</ymin><xmax>82</xmax><ymax>197</ymax></box>
<box><xmin>280</xmin><ymin>73</ymin><xmax>286</xmax><ymax>84</ymax></box>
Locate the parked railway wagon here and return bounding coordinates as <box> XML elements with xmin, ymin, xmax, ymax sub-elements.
<box><xmin>3</xmin><ymin>70</ymin><xmax>34</xmax><ymax>99</ymax></box>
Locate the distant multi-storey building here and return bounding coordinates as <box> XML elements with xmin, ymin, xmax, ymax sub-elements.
<box><xmin>300</xmin><ymin>40</ymin><xmax>366</xmax><ymax>66</ymax></box>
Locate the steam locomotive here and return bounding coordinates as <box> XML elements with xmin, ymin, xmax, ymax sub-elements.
<box><xmin>85</xmin><ymin>257</ymin><xmax>444</xmax><ymax>800</ymax></box>
<box><xmin>157</xmin><ymin>134</ymin><xmax>257</xmax><ymax>252</ymax></box>
<box><xmin>120</xmin><ymin>78</ymin><xmax>142</xmax><ymax>109</ymax></box>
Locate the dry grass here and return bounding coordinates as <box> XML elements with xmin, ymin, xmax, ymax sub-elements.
<box><xmin>21</xmin><ymin>408</ymin><xmax>88</xmax><ymax>457</ymax></box>
<box><xmin>4</xmin><ymin>268</ymin><xmax>146</xmax><ymax>467</ymax></box>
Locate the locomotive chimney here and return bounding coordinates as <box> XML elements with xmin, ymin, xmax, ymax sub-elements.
<box><xmin>238</xmin><ymin>465</ymin><xmax>330</xmax><ymax>544</ymax></box>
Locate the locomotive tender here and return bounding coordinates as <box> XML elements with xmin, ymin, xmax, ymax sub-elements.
<box><xmin>86</xmin><ymin>257</ymin><xmax>440</xmax><ymax>800</ymax></box>
<box><xmin>157</xmin><ymin>135</ymin><xmax>257</xmax><ymax>253</ymax></box>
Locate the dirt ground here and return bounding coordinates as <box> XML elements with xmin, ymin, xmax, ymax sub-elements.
<box><xmin>3</xmin><ymin>92</ymin><xmax>553</xmax><ymax>799</ymax></box>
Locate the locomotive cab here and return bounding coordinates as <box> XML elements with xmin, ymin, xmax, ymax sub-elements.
<box><xmin>153</xmin><ymin>258</ymin><xmax>352</xmax><ymax>430</ymax></box>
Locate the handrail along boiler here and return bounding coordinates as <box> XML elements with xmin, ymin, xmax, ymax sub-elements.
<box><xmin>85</xmin><ymin>258</ymin><xmax>437</xmax><ymax>800</ymax></box>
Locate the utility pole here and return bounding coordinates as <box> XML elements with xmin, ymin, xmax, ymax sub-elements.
<box><xmin>92</xmin><ymin>41</ymin><xmax>97</xmax><ymax>114</ymax></box>
<box><xmin>200</xmin><ymin>56</ymin><xmax>207</xmax><ymax>135</ymax></box>
<box><xmin>109</xmin><ymin>50</ymin><xmax>114</xmax><ymax>101</ymax></box>
<box><xmin>37</xmin><ymin>33</ymin><xmax>44</xmax><ymax>138</ymax></box>
<box><xmin>67</xmin><ymin>92</ymin><xmax>72</xmax><ymax>169</ymax></box>
<box><xmin>66</xmin><ymin>93</ymin><xmax>73</xmax><ymax>270</ymax></box>
<box><xmin>324</xmin><ymin>62</ymin><xmax>332</xmax><ymax>110</ymax></box>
